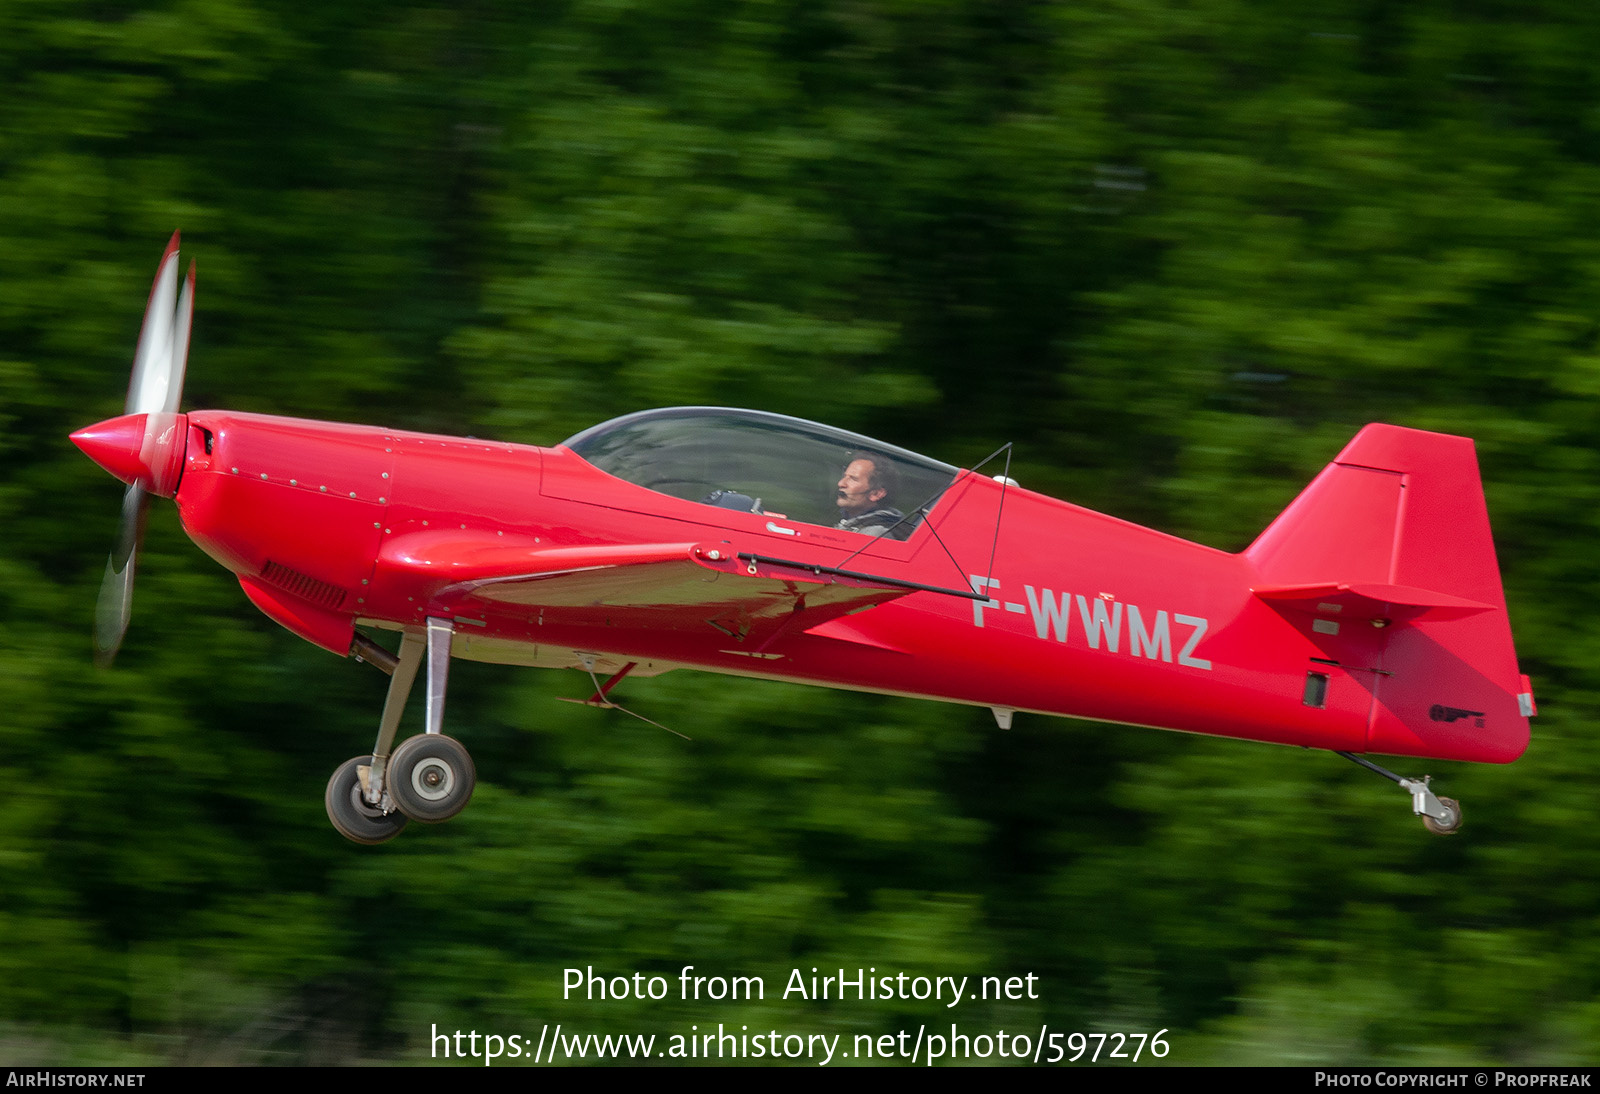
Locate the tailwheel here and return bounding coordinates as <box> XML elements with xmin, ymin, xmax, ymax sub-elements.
<box><xmin>1336</xmin><ymin>751</ymin><xmax>1465</xmax><ymax>836</ymax></box>
<box><xmin>326</xmin><ymin>755</ymin><xmax>407</xmax><ymax>844</ymax></box>
<box><xmin>1422</xmin><ymin>796</ymin><xmax>1463</xmax><ymax>836</ymax></box>
<box><xmin>388</xmin><ymin>733</ymin><xmax>476</xmax><ymax>823</ymax></box>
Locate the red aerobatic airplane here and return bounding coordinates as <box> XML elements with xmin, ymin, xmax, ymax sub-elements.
<box><xmin>72</xmin><ymin>237</ymin><xmax>1535</xmax><ymax>843</ymax></box>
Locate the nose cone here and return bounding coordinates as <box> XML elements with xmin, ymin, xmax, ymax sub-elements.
<box><xmin>71</xmin><ymin>411</ymin><xmax>188</xmax><ymax>497</ymax></box>
<box><xmin>71</xmin><ymin>414</ymin><xmax>152</xmax><ymax>486</ymax></box>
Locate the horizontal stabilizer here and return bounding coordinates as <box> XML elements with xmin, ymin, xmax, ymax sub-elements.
<box><xmin>1253</xmin><ymin>582</ymin><xmax>1494</xmax><ymax>623</ymax></box>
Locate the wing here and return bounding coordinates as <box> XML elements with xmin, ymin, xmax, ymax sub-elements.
<box><xmin>375</xmin><ymin>532</ymin><xmax>911</xmax><ymax>644</ymax></box>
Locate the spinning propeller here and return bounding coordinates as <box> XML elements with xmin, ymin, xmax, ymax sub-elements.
<box><xmin>70</xmin><ymin>233</ymin><xmax>195</xmax><ymax>666</ymax></box>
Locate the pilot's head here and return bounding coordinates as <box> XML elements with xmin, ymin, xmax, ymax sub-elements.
<box><xmin>837</xmin><ymin>455</ymin><xmax>897</xmax><ymax>517</ymax></box>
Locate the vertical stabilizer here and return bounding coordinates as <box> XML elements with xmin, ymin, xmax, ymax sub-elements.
<box><xmin>1245</xmin><ymin>425</ymin><xmax>1530</xmax><ymax>763</ymax></box>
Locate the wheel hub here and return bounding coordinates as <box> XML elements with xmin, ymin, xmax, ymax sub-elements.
<box><xmin>411</xmin><ymin>759</ymin><xmax>455</xmax><ymax>801</ymax></box>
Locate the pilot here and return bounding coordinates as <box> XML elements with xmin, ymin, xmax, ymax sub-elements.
<box><xmin>835</xmin><ymin>454</ymin><xmax>908</xmax><ymax>539</ymax></box>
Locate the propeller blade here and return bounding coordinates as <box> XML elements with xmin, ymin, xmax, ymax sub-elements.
<box><xmin>168</xmin><ymin>258</ymin><xmax>194</xmax><ymax>416</ymax></box>
<box><xmin>126</xmin><ymin>231</ymin><xmax>182</xmax><ymax>416</ymax></box>
<box><xmin>87</xmin><ymin>236</ymin><xmax>192</xmax><ymax>666</ymax></box>
<box><xmin>94</xmin><ymin>482</ymin><xmax>150</xmax><ymax>667</ymax></box>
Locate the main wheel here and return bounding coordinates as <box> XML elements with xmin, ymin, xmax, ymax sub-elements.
<box><xmin>1422</xmin><ymin>796</ymin><xmax>1463</xmax><ymax>836</ymax></box>
<box><xmin>388</xmin><ymin>733</ymin><xmax>476</xmax><ymax>823</ymax></box>
<box><xmin>326</xmin><ymin>756</ymin><xmax>408</xmax><ymax>845</ymax></box>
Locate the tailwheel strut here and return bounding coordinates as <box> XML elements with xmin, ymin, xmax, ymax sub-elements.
<box><xmin>1336</xmin><ymin>751</ymin><xmax>1463</xmax><ymax>836</ymax></box>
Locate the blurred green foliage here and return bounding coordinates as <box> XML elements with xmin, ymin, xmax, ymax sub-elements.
<box><xmin>2</xmin><ymin>0</ymin><xmax>1597</xmax><ymax>1065</ymax></box>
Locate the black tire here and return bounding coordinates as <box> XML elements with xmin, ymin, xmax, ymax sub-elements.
<box><xmin>326</xmin><ymin>755</ymin><xmax>407</xmax><ymax>845</ymax></box>
<box><xmin>1422</xmin><ymin>796</ymin><xmax>1463</xmax><ymax>836</ymax></box>
<box><xmin>388</xmin><ymin>733</ymin><xmax>476</xmax><ymax>823</ymax></box>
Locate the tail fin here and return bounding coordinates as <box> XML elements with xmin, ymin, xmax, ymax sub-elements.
<box><xmin>1245</xmin><ymin>424</ymin><xmax>1530</xmax><ymax>763</ymax></box>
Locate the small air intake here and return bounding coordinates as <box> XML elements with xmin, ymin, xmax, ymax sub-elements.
<box><xmin>261</xmin><ymin>560</ymin><xmax>346</xmax><ymax>610</ymax></box>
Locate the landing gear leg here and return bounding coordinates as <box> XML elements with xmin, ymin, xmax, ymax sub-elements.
<box><xmin>388</xmin><ymin>618</ymin><xmax>475</xmax><ymax>822</ymax></box>
<box><xmin>424</xmin><ymin>615</ymin><xmax>453</xmax><ymax>737</ymax></box>
<box><xmin>328</xmin><ymin>619</ymin><xmax>477</xmax><ymax>842</ymax></box>
<box><xmin>362</xmin><ymin>630</ymin><xmax>426</xmax><ymax>807</ymax></box>
<box><xmin>1336</xmin><ymin>751</ymin><xmax>1463</xmax><ymax>835</ymax></box>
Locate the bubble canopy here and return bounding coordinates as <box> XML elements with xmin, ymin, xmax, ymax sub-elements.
<box><xmin>561</xmin><ymin>407</ymin><xmax>959</xmax><ymax>533</ymax></box>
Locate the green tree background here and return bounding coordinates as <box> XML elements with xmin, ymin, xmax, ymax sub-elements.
<box><xmin>2</xmin><ymin>0</ymin><xmax>1595</xmax><ymax>1065</ymax></box>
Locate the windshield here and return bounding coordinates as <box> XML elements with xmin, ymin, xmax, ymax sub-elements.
<box><xmin>562</xmin><ymin>408</ymin><xmax>958</xmax><ymax>537</ymax></box>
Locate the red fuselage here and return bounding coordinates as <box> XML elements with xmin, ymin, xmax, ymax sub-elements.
<box><xmin>164</xmin><ymin>410</ymin><xmax>1529</xmax><ymax>765</ymax></box>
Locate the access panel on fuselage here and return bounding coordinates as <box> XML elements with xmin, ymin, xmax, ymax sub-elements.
<box><xmin>178</xmin><ymin>411</ymin><xmax>392</xmax><ymax>595</ymax></box>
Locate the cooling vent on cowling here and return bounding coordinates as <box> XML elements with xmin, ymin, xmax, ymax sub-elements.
<box><xmin>260</xmin><ymin>560</ymin><xmax>347</xmax><ymax>610</ymax></box>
